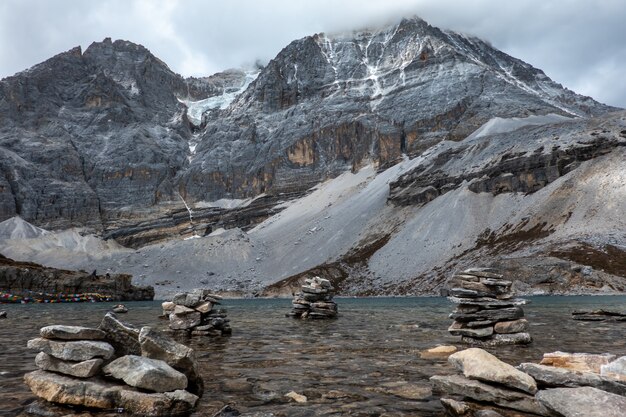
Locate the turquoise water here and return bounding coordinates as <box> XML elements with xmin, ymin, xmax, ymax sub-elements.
<box><xmin>1</xmin><ymin>296</ymin><xmax>625</xmax><ymax>416</ymax></box>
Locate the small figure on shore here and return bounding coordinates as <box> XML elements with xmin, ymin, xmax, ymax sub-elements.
<box><xmin>112</xmin><ymin>304</ymin><xmax>128</xmax><ymax>314</ymax></box>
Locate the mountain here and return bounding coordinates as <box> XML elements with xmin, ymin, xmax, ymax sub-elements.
<box><xmin>0</xmin><ymin>17</ymin><xmax>624</xmax><ymax>297</ymax></box>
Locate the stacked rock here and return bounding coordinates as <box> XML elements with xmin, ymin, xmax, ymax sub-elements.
<box><xmin>24</xmin><ymin>312</ymin><xmax>201</xmax><ymax>416</ymax></box>
<box><xmin>447</xmin><ymin>268</ymin><xmax>531</xmax><ymax>346</ymax></box>
<box><xmin>288</xmin><ymin>276</ymin><xmax>338</xmax><ymax>319</ymax></box>
<box><xmin>162</xmin><ymin>288</ymin><xmax>231</xmax><ymax>336</ymax></box>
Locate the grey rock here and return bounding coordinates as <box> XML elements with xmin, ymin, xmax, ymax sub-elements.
<box><xmin>430</xmin><ymin>374</ymin><xmax>548</xmax><ymax>415</ymax></box>
<box><xmin>494</xmin><ymin>319</ymin><xmax>529</xmax><ymax>334</ymax></box>
<box><xmin>139</xmin><ymin>326</ymin><xmax>203</xmax><ymax>395</ymax></box>
<box><xmin>448</xmin><ymin>348</ymin><xmax>537</xmax><ymax>394</ymax></box>
<box><xmin>450</xmin><ymin>306</ymin><xmax>524</xmax><ymax>322</ymax></box>
<box><xmin>518</xmin><ymin>363</ymin><xmax>626</xmax><ymax>396</ymax></box>
<box><xmin>448</xmin><ymin>321</ymin><xmax>494</xmax><ymax>338</ymax></box>
<box><xmin>99</xmin><ymin>312</ymin><xmax>141</xmax><ymax>356</ymax></box>
<box><xmin>169</xmin><ymin>311</ymin><xmax>202</xmax><ymax>330</ymax></box>
<box><xmin>27</xmin><ymin>337</ymin><xmax>114</xmax><ymax>361</ymax></box>
<box><xmin>40</xmin><ymin>325</ymin><xmax>105</xmax><ymax>341</ymax></box>
<box><xmin>536</xmin><ymin>386</ymin><xmax>626</xmax><ymax>417</ymax></box>
<box><xmin>601</xmin><ymin>356</ymin><xmax>626</xmax><ymax>382</ymax></box>
<box><xmin>35</xmin><ymin>351</ymin><xmax>103</xmax><ymax>378</ymax></box>
<box><xmin>103</xmin><ymin>354</ymin><xmax>188</xmax><ymax>392</ymax></box>
<box><xmin>118</xmin><ymin>388</ymin><xmax>198</xmax><ymax>416</ymax></box>
<box><xmin>462</xmin><ymin>332</ymin><xmax>532</xmax><ymax>346</ymax></box>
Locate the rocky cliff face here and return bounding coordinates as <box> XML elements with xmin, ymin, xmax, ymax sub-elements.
<box><xmin>0</xmin><ymin>17</ymin><xmax>616</xmax><ymax>237</ymax></box>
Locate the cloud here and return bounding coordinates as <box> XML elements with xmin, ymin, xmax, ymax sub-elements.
<box><xmin>0</xmin><ymin>0</ymin><xmax>624</xmax><ymax>107</ymax></box>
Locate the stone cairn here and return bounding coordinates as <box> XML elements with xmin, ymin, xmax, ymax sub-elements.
<box><xmin>431</xmin><ymin>348</ymin><xmax>626</xmax><ymax>417</ymax></box>
<box><xmin>447</xmin><ymin>268</ymin><xmax>531</xmax><ymax>346</ymax></box>
<box><xmin>287</xmin><ymin>276</ymin><xmax>338</xmax><ymax>319</ymax></box>
<box><xmin>162</xmin><ymin>288</ymin><xmax>232</xmax><ymax>336</ymax></box>
<box><xmin>24</xmin><ymin>312</ymin><xmax>202</xmax><ymax>416</ymax></box>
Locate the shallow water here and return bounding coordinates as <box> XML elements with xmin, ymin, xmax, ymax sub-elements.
<box><xmin>1</xmin><ymin>296</ymin><xmax>626</xmax><ymax>416</ymax></box>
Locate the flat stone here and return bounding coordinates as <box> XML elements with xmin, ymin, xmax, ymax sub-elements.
<box><xmin>194</xmin><ymin>301</ymin><xmax>213</xmax><ymax>313</ymax></box>
<box><xmin>382</xmin><ymin>383</ymin><xmax>432</xmax><ymax>400</ymax></box>
<box><xmin>540</xmin><ymin>352</ymin><xmax>616</xmax><ymax>373</ymax></box>
<box><xmin>536</xmin><ymin>386</ymin><xmax>626</xmax><ymax>417</ymax></box>
<box><xmin>449</xmin><ymin>288</ymin><xmax>498</xmax><ymax>298</ymax></box>
<box><xmin>452</xmin><ymin>273</ymin><xmax>480</xmax><ymax>282</ymax></box>
<box><xmin>173</xmin><ymin>305</ymin><xmax>196</xmax><ymax>315</ymax></box>
<box><xmin>103</xmin><ymin>355</ymin><xmax>188</xmax><ymax>392</ymax></box>
<box><xmin>448</xmin><ymin>321</ymin><xmax>494</xmax><ymax>338</ymax></box>
<box><xmin>40</xmin><ymin>325</ymin><xmax>105</xmax><ymax>341</ymax></box>
<box><xmin>494</xmin><ymin>319</ymin><xmax>529</xmax><ymax>334</ymax></box>
<box><xmin>118</xmin><ymin>388</ymin><xmax>198</xmax><ymax>416</ymax></box>
<box><xmin>462</xmin><ymin>332</ymin><xmax>532</xmax><ymax>346</ymax></box>
<box><xmin>601</xmin><ymin>356</ymin><xmax>626</xmax><ymax>382</ymax></box>
<box><xmin>518</xmin><ymin>362</ymin><xmax>626</xmax><ymax>396</ymax></box>
<box><xmin>161</xmin><ymin>301</ymin><xmax>176</xmax><ymax>315</ymax></box>
<box><xmin>99</xmin><ymin>312</ymin><xmax>141</xmax><ymax>356</ymax></box>
<box><xmin>449</xmin><ymin>348</ymin><xmax>537</xmax><ymax>394</ymax></box>
<box><xmin>450</xmin><ymin>306</ymin><xmax>524</xmax><ymax>323</ymax></box>
<box><xmin>448</xmin><ymin>297</ymin><xmax>529</xmax><ymax>307</ymax></box>
<box><xmin>27</xmin><ymin>338</ymin><xmax>114</xmax><ymax>361</ymax></box>
<box><xmin>572</xmin><ymin>309</ymin><xmax>626</xmax><ymax>317</ymax></box>
<box><xmin>139</xmin><ymin>326</ymin><xmax>203</xmax><ymax>395</ymax></box>
<box><xmin>172</xmin><ymin>292</ymin><xmax>202</xmax><ymax>308</ymax></box>
<box><xmin>24</xmin><ymin>370</ymin><xmax>120</xmax><ymax>409</ymax></box>
<box><xmin>169</xmin><ymin>311</ymin><xmax>202</xmax><ymax>330</ymax></box>
<box><xmin>285</xmin><ymin>391</ymin><xmax>307</xmax><ymax>403</ymax></box>
<box><xmin>35</xmin><ymin>352</ymin><xmax>103</xmax><ymax>378</ymax></box>
<box><xmin>420</xmin><ymin>345</ymin><xmax>458</xmax><ymax>359</ymax></box>
<box><xmin>480</xmin><ymin>278</ymin><xmax>512</xmax><ymax>287</ymax></box>
<box><xmin>430</xmin><ymin>374</ymin><xmax>548</xmax><ymax>415</ymax></box>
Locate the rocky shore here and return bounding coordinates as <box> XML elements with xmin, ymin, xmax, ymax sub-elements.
<box><xmin>23</xmin><ymin>313</ymin><xmax>202</xmax><ymax>416</ymax></box>
<box><xmin>432</xmin><ymin>348</ymin><xmax>626</xmax><ymax>417</ymax></box>
<box><xmin>0</xmin><ymin>254</ymin><xmax>154</xmax><ymax>302</ymax></box>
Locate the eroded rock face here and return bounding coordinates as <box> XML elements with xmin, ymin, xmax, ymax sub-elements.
<box><xmin>103</xmin><ymin>355</ymin><xmax>188</xmax><ymax>392</ymax></box>
<box><xmin>448</xmin><ymin>348</ymin><xmax>537</xmax><ymax>394</ymax></box>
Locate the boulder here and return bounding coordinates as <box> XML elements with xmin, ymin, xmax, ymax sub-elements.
<box><xmin>430</xmin><ymin>374</ymin><xmax>548</xmax><ymax>415</ymax></box>
<box><xmin>601</xmin><ymin>356</ymin><xmax>626</xmax><ymax>382</ymax></box>
<box><xmin>103</xmin><ymin>355</ymin><xmax>188</xmax><ymax>392</ymax></box>
<box><xmin>24</xmin><ymin>370</ymin><xmax>120</xmax><ymax>409</ymax></box>
<box><xmin>35</xmin><ymin>352</ymin><xmax>103</xmax><ymax>378</ymax></box>
<box><xmin>27</xmin><ymin>338</ymin><xmax>114</xmax><ymax>361</ymax></box>
<box><xmin>139</xmin><ymin>326</ymin><xmax>203</xmax><ymax>395</ymax></box>
<box><xmin>448</xmin><ymin>322</ymin><xmax>494</xmax><ymax>338</ymax></box>
<box><xmin>462</xmin><ymin>332</ymin><xmax>532</xmax><ymax>347</ymax></box>
<box><xmin>99</xmin><ymin>312</ymin><xmax>141</xmax><ymax>356</ymax></box>
<box><xmin>518</xmin><ymin>362</ymin><xmax>626</xmax><ymax>396</ymax></box>
<box><xmin>172</xmin><ymin>292</ymin><xmax>202</xmax><ymax>308</ymax></box>
<box><xmin>540</xmin><ymin>352</ymin><xmax>616</xmax><ymax>373</ymax></box>
<box><xmin>493</xmin><ymin>319</ymin><xmax>529</xmax><ymax>334</ymax></box>
<box><xmin>536</xmin><ymin>386</ymin><xmax>626</xmax><ymax>417</ymax></box>
<box><xmin>448</xmin><ymin>348</ymin><xmax>537</xmax><ymax>394</ymax></box>
<box><xmin>40</xmin><ymin>325</ymin><xmax>106</xmax><ymax>341</ymax></box>
<box><xmin>112</xmin><ymin>304</ymin><xmax>128</xmax><ymax>314</ymax></box>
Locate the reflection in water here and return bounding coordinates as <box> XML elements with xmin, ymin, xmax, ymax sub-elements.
<box><xmin>1</xmin><ymin>296</ymin><xmax>625</xmax><ymax>416</ymax></box>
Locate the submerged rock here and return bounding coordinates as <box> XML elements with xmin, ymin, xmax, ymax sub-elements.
<box><xmin>448</xmin><ymin>348</ymin><xmax>537</xmax><ymax>394</ymax></box>
<box><xmin>536</xmin><ymin>386</ymin><xmax>626</xmax><ymax>417</ymax></box>
<box><xmin>112</xmin><ymin>304</ymin><xmax>128</xmax><ymax>314</ymax></box>
<box><xmin>40</xmin><ymin>325</ymin><xmax>105</xmax><ymax>341</ymax></box>
<box><xmin>420</xmin><ymin>345</ymin><xmax>457</xmax><ymax>359</ymax></box>
<box><xmin>103</xmin><ymin>355</ymin><xmax>188</xmax><ymax>392</ymax></box>
<box><xmin>462</xmin><ymin>332</ymin><xmax>532</xmax><ymax>347</ymax></box>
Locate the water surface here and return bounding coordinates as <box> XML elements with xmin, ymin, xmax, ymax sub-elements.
<box><xmin>1</xmin><ymin>296</ymin><xmax>625</xmax><ymax>416</ymax></box>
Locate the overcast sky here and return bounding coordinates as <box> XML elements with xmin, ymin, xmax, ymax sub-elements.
<box><xmin>1</xmin><ymin>0</ymin><xmax>625</xmax><ymax>107</ymax></box>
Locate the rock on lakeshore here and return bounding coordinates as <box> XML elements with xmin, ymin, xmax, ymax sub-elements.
<box><xmin>40</xmin><ymin>325</ymin><xmax>106</xmax><ymax>341</ymax></box>
<box><xmin>103</xmin><ymin>355</ymin><xmax>188</xmax><ymax>392</ymax></box>
<box><xmin>536</xmin><ymin>386</ymin><xmax>626</xmax><ymax>417</ymax></box>
<box><xmin>448</xmin><ymin>348</ymin><xmax>537</xmax><ymax>394</ymax></box>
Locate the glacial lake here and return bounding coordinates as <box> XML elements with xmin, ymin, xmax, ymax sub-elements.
<box><xmin>1</xmin><ymin>296</ymin><xmax>626</xmax><ymax>416</ymax></box>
